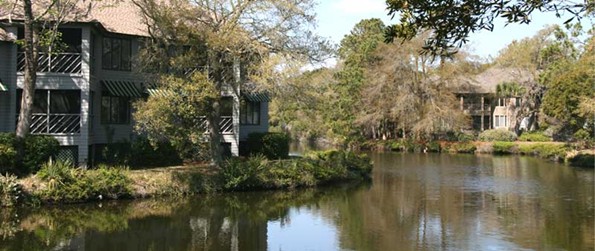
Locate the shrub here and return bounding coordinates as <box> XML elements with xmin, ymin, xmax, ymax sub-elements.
<box><xmin>518</xmin><ymin>131</ymin><xmax>551</xmax><ymax>142</ymax></box>
<box><xmin>478</xmin><ymin>129</ymin><xmax>517</xmax><ymax>142</ymax></box>
<box><xmin>0</xmin><ymin>133</ymin><xmax>60</xmax><ymax>175</ymax></box>
<box><xmin>0</xmin><ymin>145</ymin><xmax>16</xmax><ymax>174</ymax></box>
<box><xmin>518</xmin><ymin>143</ymin><xmax>568</xmax><ymax>161</ymax></box>
<box><xmin>244</xmin><ymin>132</ymin><xmax>290</xmax><ymax>159</ymax></box>
<box><xmin>444</xmin><ymin>131</ymin><xmax>475</xmax><ymax>142</ymax></box>
<box><xmin>492</xmin><ymin>142</ymin><xmax>517</xmax><ymax>154</ymax></box>
<box><xmin>100</xmin><ymin>137</ymin><xmax>182</xmax><ymax>168</ymax></box>
<box><xmin>37</xmin><ymin>161</ymin><xmax>131</xmax><ymax>203</ymax></box>
<box><xmin>443</xmin><ymin>142</ymin><xmax>476</xmax><ymax>153</ymax></box>
<box><xmin>0</xmin><ymin>174</ymin><xmax>22</xmax><ymax>207</ymax></box>
<box><xmin>220</xmin><ymin>150</ymin><xmax>372</xmax><ymax>191</ymax></box>
<box><xmin>128</xmin><ymin>138</ymin><xmax>182</xmax><ymax>168</ymax></box>
<box><xmin>568</xmin><ymin>154</ymin><xmax>594</xmax><ymax>168</ymax></box>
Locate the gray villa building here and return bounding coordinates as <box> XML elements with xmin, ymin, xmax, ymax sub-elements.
<box><xmin>0</xmin><ymin>1</ymin><xmax>269</xmax><ymax>165</ymax></box>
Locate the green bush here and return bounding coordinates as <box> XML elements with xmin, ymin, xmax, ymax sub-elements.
<box><xmin>0</xmin><ymin>145</ymin><xmax>16</xmax><ymax>174</ymax></box>
<box><xmin>0</xmin><ymin>173</ymin><xmax>22</xmax><ymax>207</ymax></box>
<box><xmin>478</xmin><ymin>129</ymin><xmax>517</xmax><ymax>142</ymax></box>
<box><xmin>100</xmin><ymin>137</ymin><xmax>182</xmax><ymax>168</ymax></box>
<box><xmin>518</xmin><ymin>131</ymin><xmax>551</xmax><ymax>142</ymax></box>
<box><xmin>518</xmin><ymin>143</ymin><xmax>568</xmax><ymax>161</ymax></box>
<box><xmin>443</xmin><ymin>142</ymin><xmax>476</xmax><ymax>153</ymax></box>
<box><xmin>492</xmin><ymin>142</ymin><xmax>517</xmax><ymax>154</ymax></box>
<box><xmin>220</xmin><ymin>150</ymin><xmax>372</xmax><ymax>191</ymax></box>
<box><xmin>0</xmin><ymin>133</ymin><xmax>60</xmax><ymax>175</ymax></box>
<box><xmin>568</xmin><ymin>154</ymin><xmax>594</xmax><ymax>168</ymax></box>
<box><xmin>444</xmin><ymin>131</ymin><xmax>475</xmax><ymax>142</ymax></box>
<box><xmin>244</xmin><ymin>132</ymin><xmax>290</xmax><ymax>159</ymax></box>
<box><xmin>128</xmin><ymin>138</ymin><xmax>182</xmax><ymax>168</ymax></box>
<box><xmin>37</xmin><ymin>161</ymin><xmax>131</xmax><ymax>203</ymax></box>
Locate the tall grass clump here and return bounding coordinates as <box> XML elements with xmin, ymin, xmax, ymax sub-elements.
<box><xmin>0</xmin><ymin>174</ymin><xmax>22</xmax><ymax>207</ymax></box>
<box><xmin>518</xmin><ymin>131</ymin><xmax>551</xmax><ymax>142</ymax></box>
<box><xmin>36</xmin><ymin>161</ymin><xmax>131</xmax><ymax>203</ymax></box>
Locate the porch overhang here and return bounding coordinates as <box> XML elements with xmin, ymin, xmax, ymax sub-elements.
<box><xmin>242</xmin><ymin>92</ymin><xmax>270</xmax><ymax>102</ymax></box>
<box><xmin>101</xmin><ymin>80</ymin><xmax>142</xmax><ymax>98</ymax></box>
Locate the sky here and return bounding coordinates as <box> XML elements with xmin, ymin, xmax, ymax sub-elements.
<box><xmin>313</xmin><ymin>0</ymin><xmax>594</xmax><ymax>63</ymax></box>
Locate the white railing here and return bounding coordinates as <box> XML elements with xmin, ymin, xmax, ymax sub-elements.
<box><xmin>29</xmin><ymin>113</ymin><xmax>81</xmax><ymax>134</ymax></box>
<box><xmin>197</xmin><ymin>116</ymin><xmax>234</xmax><ymax>134</ymax></box>
<box><xmin>17</xmin><ymin>52</ymin><xmax>82</xmax><ymax>74</ymax></box>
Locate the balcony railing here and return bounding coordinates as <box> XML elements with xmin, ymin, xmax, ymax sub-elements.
<box><xmin>198</xmin><ymin>116</ymin><xmax>234</xmax><ymax>134</ymax></box>
<box><xmin>17</xmin><ymin>52</ymin><xmax>82</xmax><ymax>74</ymax></box>
<box><xmin>29</xmin><ymin>113</ymin><xmax>81</xmax><ymax>134</ymax></box>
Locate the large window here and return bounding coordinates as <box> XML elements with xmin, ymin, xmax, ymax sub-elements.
<box><xmin>101</xmin><ymin>94</ymin><xmax>130</xmax><ymax>124</ymax></box>
<box><xmin>240</xmin><ymin>100</ymin><xmax>260</xmax><ymax>125</ymax></box>
<box><xmin>102</xmin><ymin>37</ymin><xmax>131</xmax><ymax>71</ymax></box>
<box><xmin>494</xmin><ymin>115</ymin><xmax>508</xmax><ymax>128</ymax></box>
<box><xmin>17</xmin><ymin>90</ymin><xmax>80</xmax><ymax>114</ymax></box>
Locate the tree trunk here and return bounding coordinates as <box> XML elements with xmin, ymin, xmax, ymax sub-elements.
<box><xmin>15</xmin><ymin>0</ymin><xmax>39</xmax><ymax>167</ymax></box>
<box><xmin>207</xmin><ymin>99</ymin><xmax>223</xmax><ymax>167</ymax></box>
<box><xmin>15</xmin><ymin>0</ymin><xmax>38</xmax><ymax>139</ymax></box>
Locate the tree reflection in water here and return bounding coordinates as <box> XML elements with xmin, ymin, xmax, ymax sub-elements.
<box><xmin>0</xmin><ymin>153</ymin><xmax>592</xmax><ymax>251</ymax></box>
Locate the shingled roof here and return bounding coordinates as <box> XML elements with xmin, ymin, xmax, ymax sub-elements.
<box><xmin>452</xmin><ymin>67</ymin><xmax>535</xmax><ymax>94</ymax></box>
<box><xmin>0</xmin><ymin>0</ymin><xmax>149</xmax><ymax>38</ymax></box>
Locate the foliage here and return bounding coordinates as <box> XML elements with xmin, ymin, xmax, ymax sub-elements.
<box><xmin>0</xmin><ymin>133</ymin><xmax>59</xmax><ymax>175</ymax></box>
<box><xmin>244</xmin><ymin>132</ymin><xmax>290</xmax><ymax>159</ymax></box>
<box><xmin>134</xmin><ymin>73</ymin><xmax>218</xmax><ymax>162</ymax></box>
<box><xmin>541</xmin><ymin>35</ymin><xmax>595</xmax><ymax>139</ymax></box>
<box><xmin>492</xmin><ymin>142</ymin><xmax>517</xmax><ymax>154</ymax></box>
<box><xmin>518</xmin><ymin>131</ymin><xmax>551</xmax><ymax>142</ymax></box>
<box><xmin>220</xmin><ymin>150</ymin><xmax>372</xmax><ymax>191</ymax></box>
<box><xmin>444</xmin><ymin>131</ymin><xmax>475</xmax><ymax>142</ymax></box>
<box><xmin>134</xmin><ymin>0</ymin><xmax>329</xmax><ymax>165</ymax></box>
<box><xmin>442</xmin><ymin>142</ymin><xmax>476</xmax><ymax>153</ymax></box>
<box><xmin>478</xmin><ymin>129</ymin><xmax>517</xmax><ymax>142</ymax></box>
<box><xmin>36</xmin><ymin>161</ymin><xmax>131</xmax><ymax>203</ymax></box>
<box><xmin>0</xmin><ymin>144</ymin><xmax>16</xmax><ymax>174</ymax></box>
<box><xmin>568</xmin><ymin>154</ymin><xmax>595</xmax><ymax>168</ymax></box>
<box><xmin>0</xmin><ymin>174</ymin><xmax>22</xmax><ymax>207</ymax></box>
<box><xmin>518</xmin><ymin>143</ymin><xmax>569</xmax><ymax>160</ymax></box>
<box><xmin>384</xmin><ymin>0</ymin><xmax>592</xmax><ymax>55</ymax></box>
<box><xmin>100</xmin><ymin>137</ymin><xmax>182</xmax><ymax>168</ymax></box>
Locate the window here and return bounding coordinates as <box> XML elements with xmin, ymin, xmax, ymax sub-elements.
<box><xmin>102</xmin><ymin>37</ymin><xmax>132</xmax><ymax>71</ymax></box>
<box><xmin>101</xmin><ymin>94</ymin><xmax>129</xmax><ymax>124</ymax></box>
<box><xmin>240</xmin><ymin>100</ymin><xmax>260</xmax><ymax>125</ymax></box>
<box><xmin>495</xmin><ymin>115</ymin><xmax>508</xmax><ymax>128</ymax></box>
<box><xmin>17</xmin><ymin>90</ymin><xmax>80</xmax><ymax>114</ymax></box>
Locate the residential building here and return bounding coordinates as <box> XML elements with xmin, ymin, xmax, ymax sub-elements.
<box><xmin>0</xmin><ymin>1</ymin><xmax>269</xmax><ymax>165</ymax></box>
<box><xmin>454</xmin><ymin>67</ymin><xmax>533</xmax><ymax>131</ymax></box>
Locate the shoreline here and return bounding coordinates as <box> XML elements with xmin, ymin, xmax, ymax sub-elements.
<box><xmin>2</xmin><ymin>150</ymin><xmax>373</xmax><ymax>207</ymax></box>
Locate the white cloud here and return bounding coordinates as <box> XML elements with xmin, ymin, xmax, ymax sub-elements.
<box><xmin>332</xmin><ymin>0</ymin><xmax>386</xmax><ymax>15</ymax></box>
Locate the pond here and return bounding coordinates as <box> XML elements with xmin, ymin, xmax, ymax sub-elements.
<box><xmin>1</xmin><ymin>153</ymin><xmax>593</xmax><ymax>251</ymax></box>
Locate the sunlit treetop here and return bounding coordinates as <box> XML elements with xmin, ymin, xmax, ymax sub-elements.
<box><xmin>384</xmin><ymin>0</ymin><xmax>595</xmax><ymax>56</ymax></box>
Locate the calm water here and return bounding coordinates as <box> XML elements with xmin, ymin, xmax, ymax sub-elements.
<box><xmin>1</xmin><ymin>153</ymin><xmax>593</xmax><ymax>251</ymax></box>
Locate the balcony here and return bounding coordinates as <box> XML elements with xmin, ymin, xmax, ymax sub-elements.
<box><xmin>463</xmin><ymin>104</ymin><xmax>491</xmax><ymax>115</ymax></box>
<box><xmin>29</xmin><ymin>113</ymin><xmax>81</xmax><ymax>134</ymax></box>
<box><xmin>17</xmin><ymin>52</ymin><xmax>82</xmax><ymax>74</ymax></box>
<box><xmin>198</xmin><ymin>116</ymin><xmax>234</xmax><ymax>134</ymax></box>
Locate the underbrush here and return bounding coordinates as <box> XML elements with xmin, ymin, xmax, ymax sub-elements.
<box><xmin>35</xmin><ymin>161</ymin><xmax>132</xmax><ymax>203</ymax></box>
<box><xmin>518</xmin><ymin>143</ymin><xmax>568</xmax><ymax>161</ymax></box>
<box><xmin>220</xmin><ymin>150</ymin><xmax>372</xmax><ymax>191</ymax></box>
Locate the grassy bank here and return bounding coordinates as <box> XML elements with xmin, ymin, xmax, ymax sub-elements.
<box><xmin>0</xmin><ymin>150</ymin><xmax>372</xmax><ymax>207</ymax></box>
<box><xmin>362</xmin><ymin>139</ymin><xmax>593</xmax><ymax>167</ymax></box>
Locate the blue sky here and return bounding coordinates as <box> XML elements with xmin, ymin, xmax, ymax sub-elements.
<box><xmin>313</xmin><ymin>0</ymin><xmax>594</xmax><ymax>60</ymax></box>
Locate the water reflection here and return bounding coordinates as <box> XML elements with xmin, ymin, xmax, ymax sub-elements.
<box><xmin>0</xmin><ymin>153</ymin><xmax>592</xmax><ymax>251</ymax></box>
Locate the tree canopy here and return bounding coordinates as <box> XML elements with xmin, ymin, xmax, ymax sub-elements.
<box><xmin>384</xmin><ymin>0</ymin><xmax>595</xmax><ymax>55</ymax></box>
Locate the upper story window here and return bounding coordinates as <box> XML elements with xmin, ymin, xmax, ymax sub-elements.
<box><xmin>102</xmin><ymin>37</ymin><xmax>131</xmax><ymax>71</ymax></box>
<box><xmin>240</xmin><ymin>100</ymin><xmax>260</xmax><ymax>125</ymax></box>
<box><xmin>16</xmin><ymin>28</ymin><xmax>82</xmax><ymax>74</ymax></box>
<box><xmin>101</xmin><ymin>93</ymin><xmax>130</xmax><ymax>124</ymax></box>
